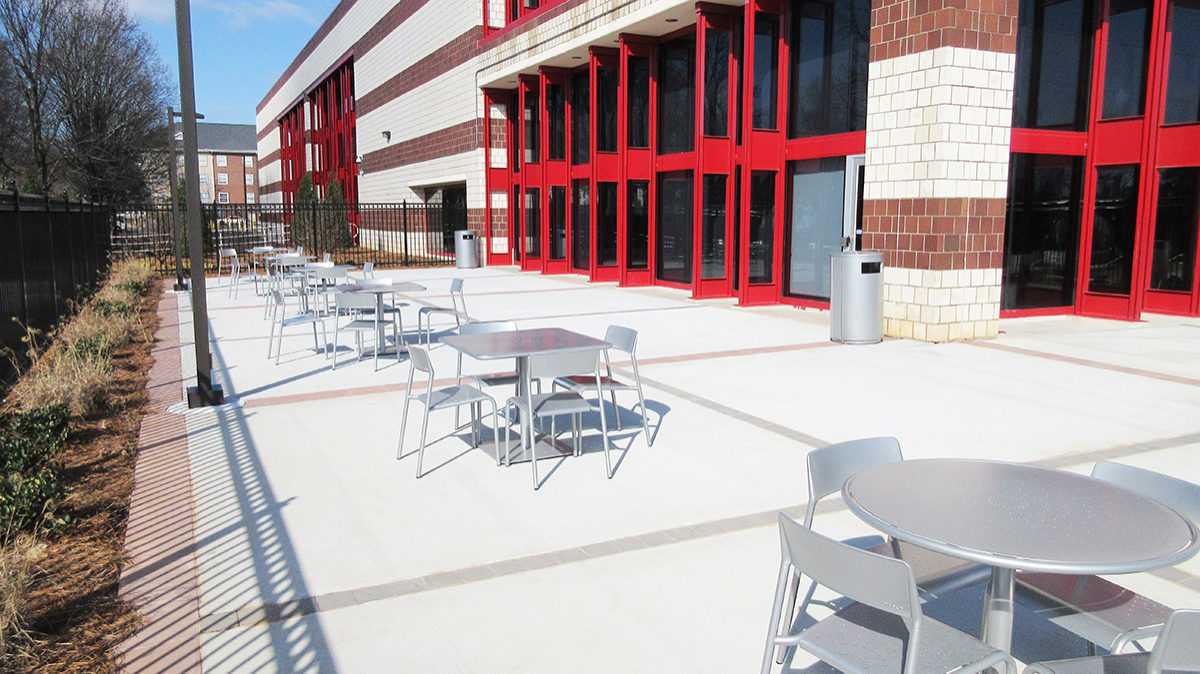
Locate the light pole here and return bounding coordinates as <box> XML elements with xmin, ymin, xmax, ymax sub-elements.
<box><xmin>166</xmin><ymin>106</ymin><xmax>203</xmax><ymax>292</ymax></box>
<box><xmin>174</xmin><ymin>0</ymin><xmax>223</xmax><ymax>407</ymax></box>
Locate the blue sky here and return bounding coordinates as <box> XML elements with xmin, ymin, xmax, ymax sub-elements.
<box><xmin>128</xmin><ymin>0</ymin><xmax>340</xmax><ymax>126</ymax></box>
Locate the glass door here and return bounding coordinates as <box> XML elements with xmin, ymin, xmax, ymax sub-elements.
<box><xmin>785</xmin><ymin>154</ymin><xmax>862</xmax><ymax>300</ymax></box>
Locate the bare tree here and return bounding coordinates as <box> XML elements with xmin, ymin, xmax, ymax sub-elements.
<box><xmin>0</xmin><ymin>0</ymin><xmax>63</xmax><ymax>192</ymax></box>
<box><xmin>0</xmin><ymin>36</ymin><xmax>28</xmax><ymax>184</ymax></box>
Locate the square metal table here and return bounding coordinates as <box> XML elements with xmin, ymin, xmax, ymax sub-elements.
<box><xmin>842</xmin><ymin>458</ymin><xmax>1200</xmax><ymax>652</ymax></box>
<box><xmin>440</xmin><ymin>327</ymin><xmax>610</xmax><ymax>463</ymax></box>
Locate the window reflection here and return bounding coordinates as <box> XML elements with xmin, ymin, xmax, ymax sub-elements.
<box><xmin>627</xmin><ymin>57</ymin><xmax>650</xmax><ymax>148</ymax></box>
<box><xmin>627</xmin><ymin>180</ymin><xmax>649</xmax><ymax>269</ymax></box>
<box><xmin>658</xmin><ymin>39</ymin><xmax>695</xmax><ymax>154</ymax></box>
<box><xmin>1003</xmin><ymin>154</ymin><xmax>1083</xmax><ymax>309</ymax></box>
<box><xmin>1151</xmin><ymin>168</ymin><xmax>1199</xmax><ymax>291</ymax></box>
<box><xmin>749</xmin><ymin>171</ymin><xmax>775</xmax><ymax>283</ymax></box>
<box><xmin>1101</xmin><ymin>0</ymin><xmax>1151</xmax><ymax>119</ymax></box>
<box><xmin>597</xmin><ymin>182</ymin><xmax>618</xmax><ymax>266</ymax></box>
<box><xmin>657</xmin><ymin>171</ymin><xmax>694</xmax><ymax>283</ymax></box>
<box><xmin>572</xmin><ymin>180</ymin><xmax>590</xmax><ymax>270</ymax></box>
<box><xmin>1014</xmin><ymin>0</ymin><xmax>1093</xmax><ymax>130</ymax></box>
<box><xmin>1089</xmin><ymin>165</ymin><xmax>1139</xmax><ymax>294</ymax></box>
<box><xmin>702</xmin><ymin>175</ymin><xmax>727</xmax><ymax>279</ymax></box>
<box><xmin>788</xmin><ymin>0</ymin><xmax>869</xmax><ymax>137</ymax></box>
<box><xmin>1164</xmin><ymin>0</ymin><xmax>1200</xmax><ymax>125</ymax></box>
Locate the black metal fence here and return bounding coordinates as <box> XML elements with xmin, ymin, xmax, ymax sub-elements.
<box><xmin>0</xmin><ymin>191</ymin><xmax>112</xmax><ymax>387</ymax></box>
<box><xmin>110</xmin><ymin>201</ymin><xmax>460</xmax><ymax>274</ymax></box>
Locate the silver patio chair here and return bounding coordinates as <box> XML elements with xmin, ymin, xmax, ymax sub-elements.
<box><xmin>322</xmin><ymin>252</ymin><xmax>331</xmax><ymax>262</ymax></box>
<box><xmin>266</xmin><ymin>289</ymin><xmax>328</xmax><ymax>365</ymax></box>
<box><xmin>217</xmin><ymin>247</ymin><xmax>237</xmax><ymax>284</ymax></box>
<box><xmin>762</xmin><ymin>513</ymin><xmax>1017</xmax><ymax>674</ymax></box>
<box><xmin>453</xmin><ymin>320</ymin><xmax>519</xmax><ymax>427</ymax></box>
<box><xmin>552</xmin><ymin>325</ymin><xmax>652</xmax><ymax>445</ymax></box>
<box><xmin>1023</xmin><ymin>609</ymin><xmax>1200</xmax><ymax>673</ymax></box>
<box><xmin>357</xmin><ymin>278</ymin><xmax>409</xmax><ymax>344</ymax></box>
<box><xmin>353</xmin><ymin>261</ymin><xmax>376</xmax><ymax>279</ymax></box>
<box><xmin>396</xmin><ymin>345</ymin><xmax>501</xmax><ymax>478</ymax></box>
<box><xmin>228</xmin><ymin>252</ymin><xmax>267</xmax><ymax>299</ymax></box>
<box><xmin>308</xmin><ymin>266</ymin><xmax>348</xmax><ymax>316</ymax></box>
<box><xmin>1017</xmin><ymin>461</ymin><xmax>1200</xmax><ymax>654</ymax></box>
<box><xmin>504</xmin><ymin>348</ymin><xmax>611</xmax><ymax>490</ymax></box>
<box><xmin>331</xmin><ymin>292</ymin><xmax>396</xmax><ymax>371</ymax></box>
<box><xmin>418</xmin><ymin>278</ymin><xmax>468</xmax><ymax>344</ymax></box>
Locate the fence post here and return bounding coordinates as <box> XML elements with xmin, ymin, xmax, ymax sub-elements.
<box><xmin>402</xmin><ymin>200</ymin><xmax>410</xmax><ymax>266</ymax></box>
<box><xmin>311</xmin><ymin>200</ymin><xmax>318</xmax><ymax>255</ymax></box>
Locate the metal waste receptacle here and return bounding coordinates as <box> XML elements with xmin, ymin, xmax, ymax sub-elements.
<box><xmin>830</xmin><ymin>250</ymin><xmax>883</xmax><ymax>344</ymax></box>
<box><xmin>455</xmin><ymin>230</ymin><xmax>478</xmax><ymax>269</ymax></box>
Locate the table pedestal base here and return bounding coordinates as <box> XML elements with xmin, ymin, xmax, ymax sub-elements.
<box><xmin>981</xmin><ymin>566</ymin><xmax>1015</xmax><ymax>651</ymax></box>
<box><xmin>493</xmin><ymin>435</ymin><xmax>575</xmax><ymax>464</ymax></box>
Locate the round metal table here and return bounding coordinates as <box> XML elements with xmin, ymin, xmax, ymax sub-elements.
<box><xmin>842</xmin><ymin>458</ymin><xmax>1200</xmax><ymax>651</ymax></box>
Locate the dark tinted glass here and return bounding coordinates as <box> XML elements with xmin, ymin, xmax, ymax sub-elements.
<box><xmin>658</xmin><ymin>39</ymin><xmax>695</xmax><ymax>154</ymax></box>
<box><xmin>572</xmin><ymin>180</ymin><xmax>590</xmax><ymax>270</ymax></box>
<box><xmin>627</xmin><ymin>180</ymin><xmax>649</xmax><ymax>269</ymax></box>
<box><xmin>1002</xmin><ymin>154</ymin><xmax>1083</xmax><ymax>309</ymax></box>
<box><xmin>1151</xmin><ymin>167</ymin><xmax>1199</xmax><ymax>290</ymax></box>
<box><xmin>549</xmin><ymin>185</ymin><xmax>566</xmax><ymax>259</ymax></box>
<box><xmin>511</xmin><ymin>186</ymin><xmax>521</xmax><ymax>260</ymax></box>
<box><xmin>1102</xmin><ymin>0</ymin><xmax>1151</xmax><ymax>119</ymax></box>
<box><xmin>1089</xmin><ymin>165</ymin><xmax>1139</xmax><ymax>294</ymax></box>
<box><xmin>749</xmin><ymin>172</ymin><xmax>775</xmax><ymax>283</ymax></box>
<box><xmin>597</xmin><ymin>66</ymin><xmax>619</xmax><ymax>151</ymax></box>
<box><xmin>704</xmin><ymin>29</ymin><xmax>730</xmax><ymax>137</ymax></box>
<box><xmin>571</xmin><ymin>71</ymin><xmax>590</xmax><ymax>165</ymax></box>
<box><xmin>656</xmin><ymin>171</ymin><xmax>693</xmax><ymax>283</ymax></box>
<box><xmin>524</xmin><ymin>90</ymin><xmax>539</xmax><ymax>163</ymax></box>
<box><xmin>753</xmin><ymin>14</ymin><xmax>779</xmax><ymax>130</ymax></box>
<box><xmin>597</xmin><ymin>182</ymin><xmax>618</xmax><ymax>266</ymax></box>
<box><xmin>1164</xmin><ymin>0</ymin><xmax>1200</xmax><ymax>124</ymax></box>
<box><xmin>701</xmin><ymin>175</ymin><xmax>727</xmax><ymax>279</ymax></box>
<box><xmin>524</xmin><ymin>187</ymin><xmax>540</xmax><ymax>256</ymax></box>
<box><xmin>1014</xmin><ymin>0</ymin><xmax>1093</xmax><ymax>129</ymax></box>
<box><xmin>788</xmin><ymin>0</ymin><xmax>869</xmax><ymax>137</ymax></box>
<box><xmin>547</xmin><ymin>83</ymin><xmax>566</xmax><ymax>159</ymax></box>
<box><xmin>628</xmin><ymin>57</ymin><xmax>650</xmax><ymax>147</ymax></box>
<box><xmin>524</xmin><ymin>0</ymin><xmax>538</xmax><ymax>8</ymax></box>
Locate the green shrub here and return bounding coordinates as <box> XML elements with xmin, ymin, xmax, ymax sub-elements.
<box><xmin>116</xmin><ymin>279</ymin><xmax>150</xmax><ymax>298</ymax></box>
<box><xmin>69</xmin><ymin>334</ymin><xmax>115</xmax><ymax>362</ymax></box>
<box><xmin>0</xmin><ymin>406</ymin><xmax>70</xmax><ymax>538</ymax></box>
<box><xmin>93</xmin><ymin>298</ymin><xmax>132</xmax><ymax>318</ymax></box>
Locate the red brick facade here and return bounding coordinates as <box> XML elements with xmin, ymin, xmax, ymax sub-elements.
<box><xmin>869</xmin><ymin>0</ymin><xmax>1018</xmax><ymax>61</ymax></box>
<box><xmin>361</xmin><ymin>119</ymin><xmax>487</xmax><ymax>173</ymax></box>
<box><xmin>862</xmin><ymin>198</ymin><xmax>1005</xmax><ymax>270</ymax></box>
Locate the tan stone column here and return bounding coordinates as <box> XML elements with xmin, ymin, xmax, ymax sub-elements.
<box><xmin>862</xmin><ymin>0</ymin><xmax>1018</xmax><ymax>341</ymax></box>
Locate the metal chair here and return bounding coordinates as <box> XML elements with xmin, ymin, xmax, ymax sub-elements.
<box><xmin>762</xmin><ymin>513</ymin><xmax>1016</xmax><ymax>674</ymax></box>
<box><xmin>418</xmin><ymin>278</ymin><xmax>468</xmax><ymax>344</ymax></box>
<box><xmin>332</xmin><ymin>292</ymin><xmax>396</xmax><ymax>371</ymax></box>
<box><xmin>1017</xmin><ymin>461</ymin><xmax>1200</xmax><ymax>654</ymax></box>
<box><xmin>358</xmin><ymin>278</ymin><xmax>409</xmax><ymax>344</ymax></box>
<box><xmin>322</xmin><ymin>252</ymin><xmax>332</xmax><ymax>262</ymax></box>
<box><xmin>1023</xmin><ymin>609</ymin><xmax>1200</xmax><ymax>673</ymax></box>
<box><xmin>266</xmin><ymin>289</ymin><xmax>328</xmax><ymax>365</ymax></box>
<box><xmin>552</xmin><ymin>325</ymin><xmax>653</xmax><ymax>445</ymax></box>
<box><xmin>355</xmin><ymin>261</ymin><xmax>376</xmax><ymax>279</ymax></box>
<box><xmin>227</xmin><ymin>252</ymin><xmax>266</xmax><ymax>299</ymax></box>
<box><xmin>504</xmin><ymin>348</ymin><xmax>611</xmax><ymax>490</ymax></box>
<box><xmin>396</xmin><ymin>345</ymin><xmax>501</xmax><ymax>478</ymax></box>
<box><xmin>217</xmin><ymin>247</ymin><xmax>237</xmax><ymax>284</ymax></box>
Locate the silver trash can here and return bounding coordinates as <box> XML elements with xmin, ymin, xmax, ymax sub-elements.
<box><xmin>830</xmin><ymin>251</ymin><xmax>884</xmax><ymax>344</ymax></box>
<box><xmin>455</xmin><ymin>230</ymin><xmax>479</xmax><ymax>269</ymax></box>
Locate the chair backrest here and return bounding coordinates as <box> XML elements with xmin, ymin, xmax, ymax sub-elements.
<box><xmin>360</xmin><ymin>277</ymin><xmax>392</xmax><ymax>287</ymax></box>
<box><xmin>1150</xmin><ymin>609</ymin><xmax>1200</xmax><ymax>673</ymax></box>
<box><xmin>529</xmin><ymin>348</ymin><xmax>601</xmax><ymax>380</ymax></box>
<box><xmin>449</xmin><ymin>278</ymin><xmax>464</xmax><ymax>293</ymax></box>
<box><xmin>1092</xmin><ymin>461</ymin><xmax>1200</xmax><ymax>525</ymax></box>
<box><xmin>603</xmin><ymin>325</ymin><xmax>638</xmax><ymax>354</ymax></box>
<box><xmin>408</xmin><ymin>345</ymin><xmax>434</xmax><ymax>374</ymax></box>
<box><xmin>362</xmin><ymin>261</ymin><xmax>375</xmax><ymax>277</ymax></box>
<box><xmin>335</xmin><ymin>292</ymin><xmax>377</xmax><ymax>311</ymax></box>
<box><xmin>268</xmin><ymin>289</ymin><xmax>285</xmax><ymax>318</ymax></box>
<box><xmin>295</xmin><ymin>246</ymin><xmax>303</xmax><ymax>255</ymax></box>
<box><xmin>457</xmin><ymin>320</ymin><xmax>517</xmax><ymax>336</ymax></box>
<box><xmin>323</xmin><ymin>252</ymin><xmax>332</xmax><ymax>262</ymax></box>
<box><xmin>449</xmin><ymin>278</ymin><xmax>467</xmax><ymax>315</ymax></box>
<box><xmin>778</xmin><ymin>513</ymin><xmax>921</xmax><ymax>626</ymax></box>
<box><xmin>219</xmin><ymin>247</ymin><xmax>236</xmax><ymax>259</ymax></box>
<box><xmin>805</xmin><ymin>437</ymin><xmax>903</xmax><ymax>527</ymax></box>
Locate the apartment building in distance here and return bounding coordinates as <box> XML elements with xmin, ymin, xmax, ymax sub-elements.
<box><xmin>256</xmin><ymin>0</ymin><xmax>1200</xmax><ymax>340</ymax></box>
<box><xmin>176</xmin><ymin>122</ymin><xmax>261</xmax><ymax>205</ymax></box>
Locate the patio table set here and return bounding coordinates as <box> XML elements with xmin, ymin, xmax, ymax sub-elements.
<box><xmin>762</xmin><ymin>437</ymin><xmax>1200</xmax><ymax>673</ymax></box>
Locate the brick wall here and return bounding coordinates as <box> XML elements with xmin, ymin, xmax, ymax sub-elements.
<box><xmin>870</xmin><ymin>0</ymin><xmax>1018</xmax><ymax>62</ymax></box>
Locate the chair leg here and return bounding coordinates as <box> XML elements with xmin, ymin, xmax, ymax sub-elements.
<box><xmin>275</xmin><ymin>325</ymin><xmax>284</xmax><ymax>365</ymax></box>
<box><xmin>332</xmin><ymin>326</ymin><xmax>340</xmax><ymax>370</ymax></box>
<box><xmin>636</xmin><ymin>384</ymin><xmax>652</xmax><ymax>446</ymax></box>
<box><xmin>416</xmin><ymin>404</ymin><xmax>431</xmax><ymax>478</ymax></box>
<box><xmin>610</xmin><ymin>390</ymin><xmax>622</xmax><ymax>431</ymax></box>
<box><xmin>572</xmin><ymin>413</ymin><xmax>580</xmax><ymax>457</ymax></box>
<box><xmin>503</xmin><ymin>402</ymin><xmax>512</xmax><ymax>467</ymax></box>
<box><xmin>267</xmin><ymin>320</ymin><xmax>276</xmax><ymax>359</ymax></box>
<box><xmin>396</xmin><ymin>394</ymin><xmax>411</xmax><ymax>460</ymax></box>
<box><xmin>597</xmin><ymin>387</ymin><xmax>612</xmax><ymax>478</ymax></box>
<box><xmin>529</xmin><ymin>414</ymin><xmax>539</xmax><ymax>490</ymax></box>
<box><xmin>761</xmin><ymin>560</ymin><xmax>793</xmax><ymax>674</ymax></box>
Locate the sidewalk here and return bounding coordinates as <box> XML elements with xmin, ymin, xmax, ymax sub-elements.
<box><xmin>121</xmin><ymin>266</ymin><xmax>1200</xmax><ymax>672</ymax></box>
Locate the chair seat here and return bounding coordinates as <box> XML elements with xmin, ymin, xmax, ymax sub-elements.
<box><xmin>795</xmin><ymin>602</ymin><xmax>1008</xmax><ymax>674</ymax></box>
<box><xmin>1025</xmin><ymin>653</ymin><xmax>1151</xmax><ymax>674</ymax></box>
<box><xmin>340</xmin><ymin>319</ymin><xmax>378</xmax><ymax>332</ymax></box>
<box><xmin>510</xmin><ymin>391</ymin><xmax>592</xmax><ymax>417</ymax></box>
<box><xmin>421</xmin><ymin>385</ymin><xmax>495</xmax><ymax>411</ymax></box>
<box><xmin>281</xmin><ymin>313</ymin><xmax>323</xmax><ymax>327</ymax></box>
<box><xmin>555</xmin><ymin>374</ymin><xmax>633</xmax><ymax>392</ymax></box>
<box><xmin>419</xmin><ymin>305</ymin><xmax>456</xmax><ymax>316</ymax></box>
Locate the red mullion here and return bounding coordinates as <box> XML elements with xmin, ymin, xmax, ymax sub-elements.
<box><xmin>542</xmin><ymin>67</ymin><xmax>570</xmax><ymax>274</ymax></box>
<box><xmin>1075</xmin><ymin>0</ymin><xmax>1116</xmax><ymax>318</ymax></box>
<box><xmin>569</xmin><ymin>62</ymin><xmax>591</xmax><ymax>277</ymax></box>
<box><xmin>694</xmin><ymin>10</ymin><xmax>737</xmax><ymax>298</ymax></box>
<box><xmin>591</xmin><ymin>48</ymin><xmax>620</xmax><ymax>282</ymax></box>
<box><xmin>620</xmin><ymin>36</ymin><xmax>657</xmax><ymax>287</ymax></box>
<box><xmin>519</xmin><ymin>75</ymin><xmax>543</xmax><ymax>272</ymax></box>
<box><xmin>1009</xmin><ymin>129</ymin><xmax>1088</xmax><ymax>156</ymax></box>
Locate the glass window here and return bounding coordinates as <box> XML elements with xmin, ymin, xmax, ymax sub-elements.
<box><xmin>572</xmin><ymin>180</ymin><xmax>590</xmax><ymax>270</ymax></box>
<box><xmin>1101</xmin><ymin>0</ymin><xmax>1152</xmax><ymax>119</ymax></box>
<box><xmin>245</xmin><ymin>156</ymin><xmax>254</xmax><ymax>167</ymax></box>
<box><xmin>1002</xmin><ymin>154</ymin><xmax>1084</xmax><ymax>309</ymax></box>
<box><xmin>524</xmin><ymin>0</ymin><xmax>538</xmax><ymax>9</ymax></box>
<box><xmin>218</xmin><ymin>173</ymin><xmax>228</xmax><ymax>185</ymax></box>
<box><xmin>218</xmin><ymin>192</ymin><xmax>229</xmax><ymax>204</ymax></box>
<box><xmin>547</xmin><ymin>83</ymin><xmax>566</xmax><ymax>160</ymax></box>
<box><xmin>549</xmin><ymin>185</ymin><xmax>566</xmax><ymax>259</ymax></box>
<box><xmin>658</xmin><ymin>39</ymin><xmax>695</xmax><ymax>155</ymax></box>
<box><xmin>753</xmin><ymin>14</ymin><xmax>779</xmax><ymax>130</ymax></box>
<box><xmin>524</xmin><ymin>187</ymin><xmax>540</xmax><ymax>256</ymax></box>
<box><xmin>524</xmin><ymin>89</ymin><xmax>540</xmax><ymax>163</ymax></box>
<box><xmin>657</xmin><ymin>171</ymin><xmax>693</xmax><ymax>283</ymax></box>
<box><xmin>627</xmin><ymin>180</ymin><xmax>649</xmax><ymax>269</ymax></box>
<box><xmin>245</xmin><ymin>174</ymin><xmax>254</xmax><ymax>185</ymax></box>
<box><xmin>704</xmin><ymin>29</ymin><xmax>730</xmax><ymax>137</ymax></box>
<box><xmin>597</xmin><ymin>66</ymin><xmax>618</xmax><ymax>152</ymax></box>
<box><xmin>1151</xmin><ymin>167</ymin><xmax>1199</xmax><ymax>290</ymax></box>
<box><xmin>1014</xmin><ymin>0</ymin><xmax>1093</xmax><ymax>130</ymax></box>
<box><xmin>787</xmin><ymin>158</ymin><xmax>845</xmax><ymax>299</ymax></box>
<box><xmin>1089</xmin><ymin>165</ymin><xmax>1140</xmax><ymax>294</ymax></box>
<box><xmin>1164</xmin><ymin>0</ymin><xmax>1200</xmax><ymax>125</ymax></box>
<box><xmin>627</xmin><ymin>57</ymin><xmax>650</xmax><ymax>148</ymax></box>
<box><xmin>512</xmin><ymin>186</ymin><xmax>522</xmax><ymax>260</ymax></box>
<box><xmin>571</xmin><ymin>71</ymin><xmax>590</xmax><ymax>165</ymax></box>
<box><xmin>199</xmin><ymin>173</ymin><xmax>208</xmax><ymax>183</ymax></box>
<box><xmin>749</xmin><ymin>172</ymin><xmax>776</xmax><ymax>283</ymax></box>
<box><xmin>597</xmin><ymin>182</ymin><xmax>618</xmax><ymax>266</ymax></box>
<box><xmin>217</xmin><ymin>155</ymin><xmax>227</xmax><ymax>167</ymax></box>
<box><xmin>701</xmin><ymin>175</ymin><xmax>726</xmax><ymax>279</ymax></box>
<box><xmin>199</xmin><ymin>155</ymin><xmax>208</xmax><ymax>167</ymax></box>
<box><xmin>788</xmin><ymin>0</ymin><xmax>870</xmax><ymax>137</ymax></box>
<box><xmin>246</xmin><ymin>193</ymin><xmax>255</xmax><ymax>203</ymax></box>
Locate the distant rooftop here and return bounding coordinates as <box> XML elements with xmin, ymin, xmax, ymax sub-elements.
<box><xmin>176</xmin><ymin>122</ymin><xmax>257</xmax><ymax>154</ymax></box>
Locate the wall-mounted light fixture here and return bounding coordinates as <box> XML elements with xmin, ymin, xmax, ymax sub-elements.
<box><xmin>356</xmin><ymin>155</ymin><xmax>364</xmax><ymax>176</ymax></box>
<box><xmin>382</xmin><ymin>130</ymin><xmax>391</xmax><ymax>143</ymax></box>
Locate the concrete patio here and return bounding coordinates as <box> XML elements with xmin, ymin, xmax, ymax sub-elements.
<box><xmin>120</xmin><ymin>265</ymin><xmax>1200</xmax><ymax>673</ymax></box>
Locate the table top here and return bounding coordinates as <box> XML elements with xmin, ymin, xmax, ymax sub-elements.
<box><xmin>842</xmin><ymin>458</ymin><xmax>1200</xmax><ymax>575</ymax></box>
<box><xmin>441</xmin><ymin>327</ymin><xmax>609</xmax><ymax>360</ymax></box>
<box><xmin>335</xmin><ymin>281</ymin><xmax>425</xmax><ymax>294</ymax></box>
<box><xmin>303</xmin><ymin>263</ymin><xmax>356</xmax><ymax>271</ymax></box>
<box><xmin>248</xmin><ymin>246</ymin><xmax>284</xmax><ymax>254</ymax></box>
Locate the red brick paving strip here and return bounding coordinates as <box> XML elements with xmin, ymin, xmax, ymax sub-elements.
<box><xmin>117</xmin><ymin>291</ymin><xmax>204</xmax><ymax>673</ymax></box>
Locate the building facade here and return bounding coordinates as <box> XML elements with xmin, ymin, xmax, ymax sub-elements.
<box><xmin>178</xmin><ymin>123</ymin><xmax>261</xmax><ymax>205</ymax></box>
<box><xmin>256</xmin><ymin>0</ymin><xmax>1200</xmax><ymax>340</ymax></box>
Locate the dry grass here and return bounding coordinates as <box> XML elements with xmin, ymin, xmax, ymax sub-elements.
<box><xmin>0</xmin><ymin>537</ymin><xmax>42</xmax><ymax>657</ymax></box>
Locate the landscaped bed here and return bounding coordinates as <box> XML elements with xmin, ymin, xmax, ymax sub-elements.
<box><xmin>1</xmin><ymin>260</ymin><xmax>161</xmax><ymax>671</ymax></box>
